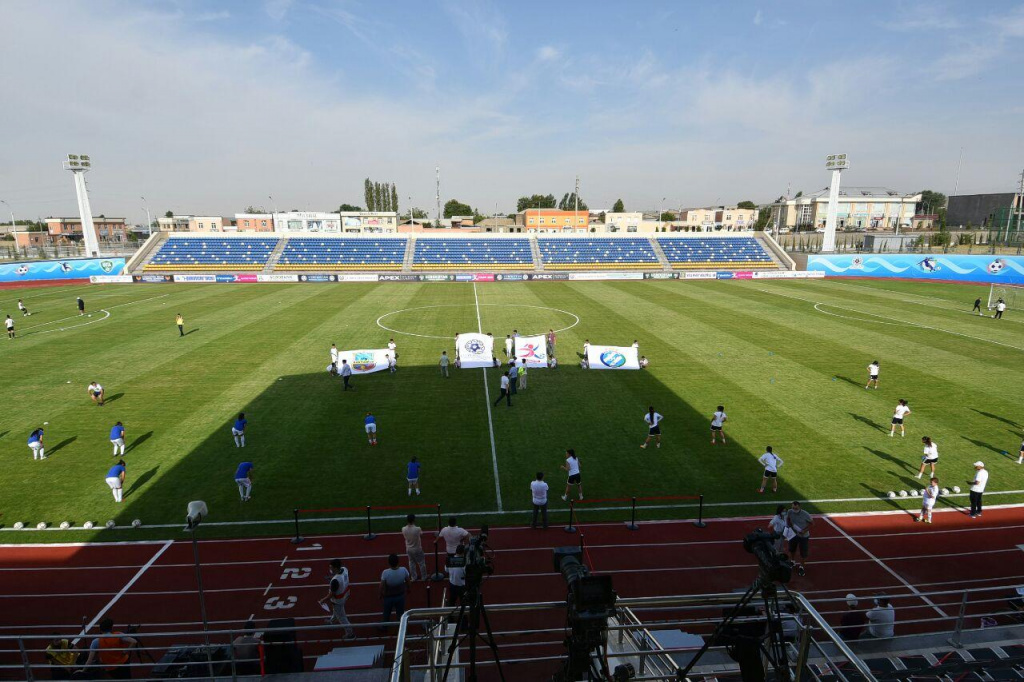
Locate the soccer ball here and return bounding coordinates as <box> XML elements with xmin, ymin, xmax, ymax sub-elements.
<box><xmin>59</xmin><ymin>521</ymin><xmax>71</xmax><ymax>530</ymax></box>
<box><xmin>886</xmin><ymin>491</ymin><xmax>896</xmax><ymax>499</ymax></box>
<box><xmin>987</xmin><ymin>259</ymin><xmax>1006</xmax><ymax>275</ymax></box>
<box><xmin>12</xmin><ymin>522</ymin><xmax>24</xmax><ymax>530</ymax></box>
<box><xmin>131</xmin><ymin>519</ymin><xmax>142</xmax><ymax>528</ymax></box>
<box><xmin>105</xmin><ymin>520</ymin><xmax>116</xmax><ymax>529</ymax></box>
<box><xmin>898</xmin><ymin>490</ymin><xmax>908</xmax><ymax>497</ymax></box>
<box><xmin>952</xmin><ymin>486</ymin><xmax>961</xmax><ymax>494</ymax></box>
<box><xmin>83</xmin><ymin>521</ymin><xmax>95</xmax><ymax>530</ymax></box>
<box><xmin>940</xmin><ymin>488</ymin><xmax>950</xmax><ymax>496</ymax></box>
<box><xmin>36</xmin><ymin>522</ymin><xmax>47</xmax><ymax>530</ymax></box>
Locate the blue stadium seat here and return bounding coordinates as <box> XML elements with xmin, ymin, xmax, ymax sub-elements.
<box><xmin>412</xmin><ymin>239</ymin><xmax>533</xmax><ymax>269</ymax></box>
<box><xmin>656</xmin><ymin>237</ymin><xmax>775</xmax><ymax>269</ymax></box>
<box><xmin>277</xmin><ymin>237</ymin><xmax>407</xmax><ymax>271</ymax></box>
<box><xmin>537</xmin><ymin>238</ymin><xmax>657</xmax><ymax>269</ymax></box>
<box><xmin>145</xmin><ymin>237</ymin><xmax>279</xmax><ymax>271</ymax></box>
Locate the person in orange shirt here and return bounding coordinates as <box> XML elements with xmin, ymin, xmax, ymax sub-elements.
<box><xmin>80</xmin><ymin>618</ymin><xmax>137</xmax><ymax>679</ymax></box>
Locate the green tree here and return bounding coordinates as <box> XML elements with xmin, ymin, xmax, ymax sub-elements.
<box><xmin>612</xmin><ymin>198</ymin><xmax>625</xmax><ymax>213</ymax></box>
<box><xmin>660</xmin><ymin>211</ymin><xmax>675</xmax><ymax>222</ymax></box>
<box><xmin>164</xmin><ymin>210</ymin><xmax>174</xmax><ymax>218</ymax></box>
<box><xmin>391</xmin><ymin>184</ymin><xmax>398</xmax><ymax>215</ymax></box>
<box><xmin>404</xmin><ymin>207</ymin><xmax>428</xmax><ymax>220</ymax></box>
<box><xmin>364</xmin><ymin>179</ymin><xmax>374</xmax><ymax>211</ymax></box>
<box><xmin>244</xmin><ymin>205</ymin><xmax>266</xmax><ymax>214</ymax></box>
<box><xmin>338</xmin><ymin>204</ymin><xmax>362</xmax><ymax>212</ymax></box>
<box><xmin>737</xmin><ymin>200</ymin><xmax>757</xmax><ymax>210</ymax></box>
<box><xmin>794</xmin><ymin>191</ymin><xmax>803</xmax><ymax>198</ymax></box>
<box><xmin>444</xmin><ymin>199</ymin><xmax>473</xmax><ymax>218</ymax></box>
<box><xmin>516</xmin><ymin>194</ymin><xmax>556</xmax><ymax>212</ymax></box>
<box><xmin>755</xmin><ymin>209</ymin><xmax>772</xmax><ymax>230</ymax></box>
<box><xmin>918</xmin><ymin>189</ymin><xmax>947</xmax><ymax>214</ymax></box>
<box><xmin>558</xmin><ymin>192</ymin><xmax>588</xmax><ymax>211</ymax></box>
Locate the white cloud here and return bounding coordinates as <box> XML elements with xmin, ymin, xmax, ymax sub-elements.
<box><xmin>931</xmin><ymin>41</ymin><xmax>1001</xmax><ymax>80</ymax></box>
<box><xmin>884</xmin><ymin>4</ymin><xmax>960</xmax><ymax>32</ymax></box>
<box><xmin>537</xmin><ymin>45</ymin><xmax>561</xmax><ymax>62</ymax></box>
<box><xmin>753</xmin><ymin>9</ymin><xmax>763</xmax><ymax>26</ymax></box>
<box><xmin>264</xmin><ymin>0</ymin><xmax>294</xmax><ymax>22</ymax></box>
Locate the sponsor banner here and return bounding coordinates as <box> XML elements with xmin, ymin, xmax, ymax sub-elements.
<box><xmin>134</xmin><ymin>274</ymin><xmax>172</xmax><ymax>283</ymax></box>
<box><xmin>234</xmin><ymin>274</ymin><xmax>259</xmax><ymax>283</ymax></box>
<box><xmin>299</xmin><ymin>274</ymin><xmax>338</xmax><ymax>282</ymax></box>
<box><xmin>89</xmin><ymin>275</ymin><xmax>133</xmax><ymax>284</ymax></box>
<box><xmin>215</xmin><ymin>275</ymin><xmax>235</xmax><ymax>283</ymax></box>
<box><xmin>732</xmin><ymin>271</ymin><xmax>754</xmax><ymax>279</ymax></box>
<box><xmin>683</xmin><ymin>272</ymin><xmax>716</xmax><ymax>280</ymax></box>
<box><xmin>455</xmin><ymin>333</ymin><xmax>494</xmax><ymax>369</ymax></box>
<box><xmin>421</xmin><ymin>274</ymin><xmax>454</xmax><ymax>282</ymax></box>
<box><xmin>586</xmin><ymin>344</ymin><xmax>640</xmax><ymax>371</ymax></box>
<box><xmin>643</xmin><ymin>272</ymin><xmax>679</xmax><ymax>280</ymax></box>
<box><xmin>454</xmin><ymin>274</ymin><xmax>474</xmax><ymax>282</ymax></box>
<box><xmin>752</xmin><ymin>270</ymin><xmax>825</xmax><ymax>279</ymax></box>
<box><xmin>514</xmin><ymin>334</ymin><xmax>548</xmax><ymax>368</ymax></box>
<box><xmin>377</xmin><ymin>274</ymin><xmax>419</xmax><ymax>282</ymax></box>
<box><xmin>715</xmin><ymin>272</ymin><xmax>735</xmax><ymax>280</ymax></box>
<box><xmin>0</xmin><ymin>257</ymin><xmax>125</xmax><ymax>283</ymax></box>
<box><xmin>495</xmin><ymin>274</ymin><xmax>526</xmax><ymax>281</ymax></box>
<box><xmin>173</xmin><ymin>274</ymin><xmax>217</xmax><ymax>283</ymax></box>
<box><xmin>807</xmin><ymin>254</ymin><xmax>1024</xmax><ymax>284</ymax></box>
<box><xmin>337</xmin><ymin>274</ymin><xmax>379</xmax><ymax>282</ymax></box>
<box><xmin>256</xmin><ymin>274</ymin><xmax>300</xmax><ymax>282</ymax></box>
<box><xmin>337</xmin><ymin>348</ymin><xmax>390</xmax><ymax>374</ymax></box>
<box><xmin>527</xmin><ymin>273</ymin><xmax>570</xmax><ymax>281</ymax></box>
<box><xmin>568</xmin><ymin>272</ymin><xmax>644</xmax><ymax>281</ymax></box>
<box><xmin>473</xmin><ymin>273</ymin><xmax>496</xmax><ymax>282</ymax></box>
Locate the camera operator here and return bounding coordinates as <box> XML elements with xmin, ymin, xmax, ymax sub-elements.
<box><xmin>78</xmin><ymin>618</ymin><xmax>137</xmax><ymax>679</ymax></box>
<box><xmin>446</xmin><ymin>546</ymin><xmax>467</xmax><ymax>607</ymax></box>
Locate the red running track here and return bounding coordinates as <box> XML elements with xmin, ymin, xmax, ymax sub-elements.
<box><xmin>1</xmin><ymin>506</ymin><xmax>1022</xmax><ymax>680</ymax></box>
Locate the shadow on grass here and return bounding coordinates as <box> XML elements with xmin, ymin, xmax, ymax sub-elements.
<box><xmin>127</xmin><ymin>431</ymin><xmax>154</xmax><ymax>454</ymax></box>
<box><xmin>105</xmin><ymin>392</ymin><xmax>125</xmax><ymax>404</ymax></box>
<box><xmin>0</xmin><ymin>430</ymin><xmax>8</xmax><ymax>440</ymax></box>
<box><xmin>969</xmin><ymin>408</ymin><xmax>1020</xmax><ymax>429</ymax></box>
<box><xmin>835</xmin><ymin>375</ymin><xmax>863</xmax><ymax>388</ymax></box>
<box><xmin>183</xmin><ymin>328</ymin><xmax>199</xmax><ymax>336</ymax></box>
<box><xmin>960</xmin><ymin>436</ymin><xmax>1013</xmax><ymax>460</ymax></box>
<box><xmin>859</xmin><ymin>484</ymin><xmax>910</xmax><ymax>514</ymax></box>
<box><xmin>863</xmin><ymin>447</ymin><xmax>917</xmax><ymax>475</ymax></box>
<box><xmin>850</xmin><ymin>413</ymin><xmax>887</xmax><ymax>433</ymax></box>
<box><xmin>125</xmin><ymin>466</ymin><xmax>159</xmax><ymax>498</ymax></box>
<box><xmin>49</xmin><ymin>437</ymin><xmax>77</xmax><ymax>456</ymax></box>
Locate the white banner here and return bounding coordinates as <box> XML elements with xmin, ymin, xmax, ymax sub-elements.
<box><xmin>514</xmin><ymin>334</ymin><xmax>548</xmax><ymax>367</ymax></box>
<box><xmin>173</xmin><ymin>274</ymin><xmax>217</xmax><ymax>283</ymax></box>
<box><xmin>752</xmin><ymin>270</ymin><xmax>825</xmax><ymax>279</ymax></box>
<box><xmin>256</xmin><ymin>274</ymin><xmax>299</xmax><ymax>282</ymax></box>
<box><xmin>337</xmin><ymin>348</ymin><xmax>391</xmax><ymax>374</ymax></box>
<box><xmin>338</xmin><ymin>274</ymin><xmax>380</xmax><ymax>282</ymax></box>
<box><xmin>586</xmin><ymin>344</ymin><xmax>640</xmax><ymax>370</ymax></box>
<box><xmin>568</xmin><ymin>272</ymin><xmax>645</xmax><ymax>281</ymax></box>
<box><xmin>683</xmin><ymin>272</ymin><xmax>717</xmax><ymax>280</ymax></box>
<box><xmin>90</xmin><ymin>275</ymin><xmax>133</xmax><ymax>284</ymax></box>
<box><xmin>455</xmin><ymin>333</ymin><xmax>494</xmax><ymax>368</ymax></box>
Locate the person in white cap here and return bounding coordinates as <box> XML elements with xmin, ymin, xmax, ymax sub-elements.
<box><xmin>967</xmin><ymin>461</ymin><xmax>988</xmax><ymax>519</ymax></box>
<box><xmin>839</xmin><ymin>594</ymin><xmax>866</xmax><ymax>641</ymax></box>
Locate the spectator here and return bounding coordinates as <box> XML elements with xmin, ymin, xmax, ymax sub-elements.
<box><xmin>319</xmin><ymin>559</ymin><xmax>355</xmax><ymax>640</ymax></box>
<box><xmin>231</xmin><ymin>620</ymin><xmax>262</xmax><ymax>675</ymax></box>
<box><xmin>438</xmin><ymin>517</ymin><xmax>469</xmax><ymax>559</ymax></box>
<box><xmin>44</xmin><ymin>635</ymin><xmax>77</xmax><ymax>680</ymax></box>
<box><xmin>379</xmin><ymin>554</ymin><xmax>411</xmax><ymax>631</ymax></box>
<box><xmin>403</xmin><ymin>514</ymin><xmax>427</xmax><ymax>581</ymax></box>
<box><xmin>446</xmin><ymin>545</ymin><xmax>467</xmax><ymax>607</ymax></box>
<box><xmin>864</xmin><ymin>597</ymin><xmax>895</xmax><ymax>639</ymax></box>
<box><xmin>531</xmin><ymin>472</ymin><xmax>549</xmax><ymax>529</ymax></box>
<box><xmin>79</xmin><ymin>618</ymin><xmax>137</xmax><ymax>679</ymax></box>
<box><xmin>838</xmin><ymin>594</ymin><xmax>867</xmax><ymax>641</ymax></box>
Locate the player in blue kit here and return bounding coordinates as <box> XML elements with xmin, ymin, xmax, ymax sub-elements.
<box><xmin>365</xmin><ymin>412</ymin><xmax>378</xmax><ymax>446</ymax></box>
<box><xmin>28</xmin><ymin>428</ymin><xmax>45</xmax><ymax>461</ymax></box>
<box><xmin>232</xmin><ymin>412</ymin><xmax>247</xmax><ymax>448</ymax></box>
<box><xmin>105</xmin><ymin>461</ymin><xmax>126</xmax><ymax>502</ymax></box>
<box><xmin>235</xmin><ymin>461</ymin><xmax>254</xmax><ymax>501</ymax></box>
<box><xmin>109</xmin><ymin>422</ymin><xmax>125</xmax><ymax>457</ymax></box>
<box><xmin>407</xmin><ymin>456</ymin><xmax>421</xmax><ymax>496</ymax></box>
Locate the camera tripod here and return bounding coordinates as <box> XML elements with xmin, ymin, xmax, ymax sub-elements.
<box><xmin>440</xmin><ymin>586</ymin><xmax>506</xmax><ymax>682</ymax></box>
<box><xmin>678</xmin><ymin>576</ymin><xmax>794</xmax><ymax>682</ymax></box>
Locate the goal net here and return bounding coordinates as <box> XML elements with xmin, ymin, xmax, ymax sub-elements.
<box><xmin>988</xmin><ymin>283</ymin><xmax>1024</xmax><ymax>310</ymax></box>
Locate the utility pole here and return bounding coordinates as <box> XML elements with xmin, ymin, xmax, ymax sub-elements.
<box><xmin>141</xmin><ymin>196</ymin><xmax>153</xmax><ymax>236</ymax></box>
<box><xmin>0</xmin><ymin>200</ymin><xmax>14</xmax><ymax>235</ymax></box>
<box><xmin>953</xmin><ymin>147</ymin><xmax>964</xmax><ymax>197</ymax></box>
<box><xmin>573</xmin><ymin>175</ymin><xmax>580</xmax><ymax>233</ymax></box>
<box><xmin>1015</xmin><ymin>168</ymin><xmax>1024</xmax><ymax>238</ymax></box>
<box><xmin>435</xmin><ymin>165</ymin><xmax>441</xmax><ymax>228</ymax></box>
<box><xmin>62</xmin><ymin>154</ymin><xmax>100</xmax><ymax>257</ymax></box>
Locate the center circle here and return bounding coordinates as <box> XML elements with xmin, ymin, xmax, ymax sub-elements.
<box><xmin>376</xmin><ymin>304</ymin><xmax>581</xmax><ymax>340</ymax></box>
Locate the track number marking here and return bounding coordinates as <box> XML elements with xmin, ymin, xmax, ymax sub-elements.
<box><xmin>264</xmin><ymin>596</ymin><xmax>297</xmax><ymax>610</ymax></box>
<box><xmin>281</xmin><ymin>567</ymin><xmax>311</xmax><ymax>580</ymax></box>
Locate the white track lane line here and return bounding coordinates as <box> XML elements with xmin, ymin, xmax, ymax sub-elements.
<box><xmin>823</xmin><ymin>516</ymin><xmax>947</xmax><ymax>619</ymax></box>
<box><xmin>474</xmin><ymin>282</ymin><xmax>504</xmax><ymax>511</ymax></box>
<box><xmin>71</xmin><ymin>539</ymin><xmax>173</xmax><ymax>645</ymax></box>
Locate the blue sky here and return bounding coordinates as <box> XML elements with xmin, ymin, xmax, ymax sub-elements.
<box><xmin>1</xmin><ymin>0</ymin><xmax>1023</xmax><ymax>222</ymax></box>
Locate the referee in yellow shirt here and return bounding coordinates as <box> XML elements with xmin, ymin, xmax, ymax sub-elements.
<box><xmin>175</xmin><ymin>313</ymin><xmax>185</xmax><ymax>337</ymax></box>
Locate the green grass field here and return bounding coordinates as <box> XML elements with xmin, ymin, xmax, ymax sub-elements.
<box><xmin>2</xmin><ymin>278</ymin><xmax>1022</xmax><ymax>541</ymax></box>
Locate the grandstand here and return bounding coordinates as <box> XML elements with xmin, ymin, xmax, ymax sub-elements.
<box><xmin>657</xmin><ymin>235</ymin><xmax>776</xmax><ymax>269</ymax></box>
<box><xmin>536</xmin><ymin>237</ymin><xmax>660</xmax><ymax>269</ymax></box>
<box><xmin>143</xmin><ymin>236</ymin><xmax>278</xmax><ymax>271</ymax></box>
<box><xmin>276</xmin><ymin>236</ymin><xmax>406</xmax><ymax>271</ymax></box>
<box><xmin>412</xmin><ymin>237</ymin><xmax>532</xmax><ymax>270</ymax></box>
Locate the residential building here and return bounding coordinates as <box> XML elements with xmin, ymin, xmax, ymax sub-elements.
<box><xmin>187</xmin><ymin>216</ymin><xmax>234</xmax><ymax>232</ymax></box>
<box><xmin>338</xmin><ymin>211</ymin><xmax>398</xmax><ymax>233</ymax></box>
<box><xmin>770</xmin><ymin>187</ymin><xmax>920</xmax><ymax>231</ymax></box>
<box><xmin>517</xmin><ymin>209</ymin><xmax>589</xmax><ymax>233</ymax></box>
<box><xmin>233</xmin><ymin>213</ymin><xmax>275</xmax><ymax>232</ymax></box>
<box><xmin>44</xmin><ymin>217</ymin><xmax>129</xmax><ymax>243</ymax></box>
<box><xmin>157</xmin><ymin>216</ymin><xmax>192</xmax><ymax>232</ymax></box>
<box><xmin>475</xmin><ymin>217</ymin><xmax>519</xmax><ymax>232</ymax></box>
<box><xmin>13</xmin><ymin>231</ymin><xmax>48</xmax><ymax>248</ymax></box>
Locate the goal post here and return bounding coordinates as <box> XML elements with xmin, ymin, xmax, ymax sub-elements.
<box><xmin>988</xmin><ymin>283</ymin><xmax>1024</xmax><ymax>310</ymax></box>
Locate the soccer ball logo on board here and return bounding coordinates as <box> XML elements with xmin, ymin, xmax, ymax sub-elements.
<box><xmin>600</xmin><ymin>351</ymin><xmax>627</xmax><ymax>368</ymax></box>
<box><xmin>463</xmin><ymin>338</ymin><xmax>486</xmax><ymax>358</ymax></box>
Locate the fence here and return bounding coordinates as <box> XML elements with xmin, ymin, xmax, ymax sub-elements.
<box><xmin>777</xmin><ymin>230</ymin><xmax>1024</xmax><ymax>255</ymax></box>
<box><xmin>0</xmin><ymin>242</ymin><xmax>142</xmax><ymax>262</ymax></box>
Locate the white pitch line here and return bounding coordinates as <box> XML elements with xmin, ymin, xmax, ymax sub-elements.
<box><xmin>71</xmin><ymin>539</ymin><xmax>173</xmax><ymax>645</ymax></box>
<box><xmin>474</xmin><ymin>283</ymin><xmax>504</xmax><ymax>512</ymax></box>
<box><xmin>823</xmin><ymin>517</ymin><xmax>947</xmax><ymax>619</ymax></box>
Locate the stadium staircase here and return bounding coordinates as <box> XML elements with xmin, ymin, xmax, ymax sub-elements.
<box><xmin>402</xmin><ymin>236</ymin><xmax>417</xmax><ymax>271</ymax></box>
<box><xmin>758</xmin><ymin>231</ymin><xmax>796</xmax><ymax>270</ymax></box>
<box><xmin>647</xmin><ymin>236</ymin><xmax>674</xmax><ymax>271</ymax></box>
<box><xmin>125</xmin><ymin>231</ymin><xmax>168</xmax><ymax>274</ymax></box>
<box><xmin>262</xmin><ymin>236</ymin><xmax>290</xmax><ymax>273</ymax></box>
<box><xmin>529</xmin><ymin>236</ymin><xmax>544</xmax><ymax>270</ymax></box>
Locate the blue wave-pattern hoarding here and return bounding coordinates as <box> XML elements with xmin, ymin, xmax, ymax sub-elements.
<box><xmin>0</xmin><ymin>257</ymin><xmax>126</xmax><ymax>283</ymax></box>
<box><xmin>807</xmin><ymin>254</ymin><xmax>1024</xmax><ymax>285</ymax></box>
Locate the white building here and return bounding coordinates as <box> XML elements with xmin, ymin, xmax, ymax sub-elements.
<box><xmin>770</xmin><ymin>187</ymin><xmax>921</xmax><ymax>231</ymax></box>
<box><xmin>339</xmin><ymin>211</ymin><xmax>398</xmax><ymax>233</ymax></box>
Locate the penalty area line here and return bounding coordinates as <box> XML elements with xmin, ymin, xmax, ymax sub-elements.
<box><xmin>474</xmin><ymin>282</ymin><xmax>504</xmax><ymax>512</ymax></box>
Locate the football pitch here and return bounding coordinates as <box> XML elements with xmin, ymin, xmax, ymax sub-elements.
<box><xmin>2</xmin><ymin>278</ymin><xmax>1022</xmax><ymax>540</ymax></box>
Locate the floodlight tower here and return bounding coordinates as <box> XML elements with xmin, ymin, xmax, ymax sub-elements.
<box><xmin>821</xmin><ymin>153</ymin><xmax>848</xmax><ymax>253</ymax></box>
<box><xmin>63</xmin><ymin>154</ymin><xmax>100</xmax><ymax>257</ymax></box>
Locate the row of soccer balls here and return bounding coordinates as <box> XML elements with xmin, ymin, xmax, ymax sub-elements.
<box><xmin>887</xmin><ymin>486</ymin><xmax>961</xmax><ymax>499</ymax></box>
<box><xmin>10</xmin><ymin>519</ymin><xmax>142</xmax><ymax>531</ymax></box>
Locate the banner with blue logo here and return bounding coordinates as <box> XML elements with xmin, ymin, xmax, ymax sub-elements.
<box><xmin>586</xmin><ymin>344</ymin><xmax>640</xmax><ymax>371</ymax></box>
<box><xmin>455</xmin><ymin>333</ymin><xmax>494</xmax><ymax>369</ymax></box>
<box><xmin>0</xmin><ymin>257</ymin><xmax>125</xmax><ymax>283</ymax></box>
<box><xmin>336</xmin><ymin>348</ymin><xmax>391</xmax><ymax>374</ymax></box>
<box><xmin>807</xmin><ymin>254</ymin><xmax>1024</xmax><ymax>284</ymax></box>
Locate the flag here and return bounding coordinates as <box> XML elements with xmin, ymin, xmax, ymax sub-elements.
<box><xmin>586</xmin><ymin>344</ymin><xmax>640</xmax><ymax>370</ymax></box>
<box><xmin>337</xmin><ymin>349</ymin><xmax>391</xmax><ymax>374</ymax></box>
<box><xmin>514</xmin><ymin>334</ymin><xmax>548</xmax><ymax>367</ymax></box>
<box><xmin>455</xmin><ymin>333</ymin><xmax>494</xmax><ymax>369</ymax></box>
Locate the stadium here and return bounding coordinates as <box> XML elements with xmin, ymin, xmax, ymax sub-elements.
<box><xmin>4</xmin><ymin>2</ymin><xmax>1024</xmax><ymax>680</ymax></box>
